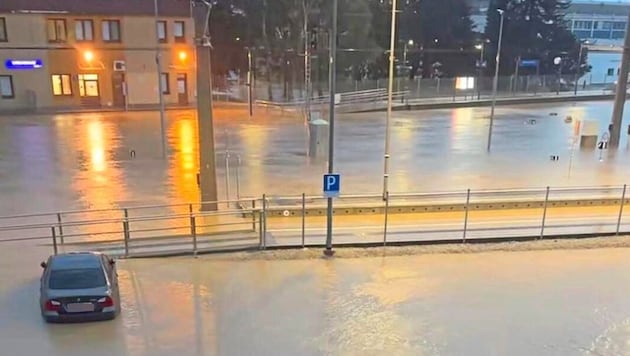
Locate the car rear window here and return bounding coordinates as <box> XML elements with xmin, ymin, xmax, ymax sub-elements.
<box><xmin>49</xmin><ymin>268</ymin><xmax>106</xmax><ymax>290</ymax></box>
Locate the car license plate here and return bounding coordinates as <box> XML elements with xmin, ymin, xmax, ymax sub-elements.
<box><xmin>65</xmin><ymin>303</ymin><xmax>94</xmax><ymax>313</ymax></box>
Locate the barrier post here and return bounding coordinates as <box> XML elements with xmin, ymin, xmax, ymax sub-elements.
<box><xmin>463</xmin><ymin>189</ymin><xmax>471</xmax><ymax>242</ymax></box>
<box><xmin>616</xmin><ymin>184</ymin><xmax>627</xmax><ymax>235</ymax></box>
<box><xmin>540</xmin><ymin>186</ymin><xmax>550</xmax><ymax>239</ymax></box>
<box><xmin>191</xmin><ymin>214</ymin><xmax>198</xmax><ymax>256</ymax></box>
<box><xmin>56</xmin><ymin>213</ymin><xmax>64</xmax><ymax>245</ymax></box>
<box><xmin>51</xmin><ymin>226</ymin><xmax>58</xmax><ymax>255</ymax></box>
<box><xmin>301</xmin><ymin>193</ymin><xmax>306</xmax><ymax>248</ymax></box>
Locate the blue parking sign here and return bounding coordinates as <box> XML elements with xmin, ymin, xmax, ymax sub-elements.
<box><xmin>323</xmin><ymin>174</ymin><xmax>340</xmax><ymax>198</ymax></box>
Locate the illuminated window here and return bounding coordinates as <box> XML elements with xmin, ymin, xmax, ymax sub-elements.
<box><xmin>47</xmin><ymin>19</ymin><xmax>67</xmax><ymax>42</ymax></box>
<box><xmin>160</xmin><ymin>73</ymin><xmax>170</xmax><ymax>94</ymax></box>
<box><xmin>0</xmin><ymin>75</ymin><xmax>14</xmax><ymax>99</ymax></box>
<box><xmin>51</xmin><ymin>74</ymin><xmax>72</xmax><ymax>96</ymax></box>
<box><xmin>78</xmin><ymin>74</ymin><xmax>99</xmax><ymax>97</ymax></box>
<box><xmin>0</xmin><ymin>18</ymin><xmax>7</xmax><ymax>42</ymax></box>
<box><xmin>157</xmin><ymin>21</ymin><xmax>167</xmax><ymax>43</ymax></box>
<box><xmin>75</xmin><ymin>20</ymin><xmax>93</xmax><ymax>41</ymax></box>
<box><xmin>102</xmin><ymin>20</ymin><xmax>120</xmax><ymax>42</ymax></box>
<box><xmin>174</xmin><ymin>21</ymin><xmax>185</xmax><ymax>43</ymax></box>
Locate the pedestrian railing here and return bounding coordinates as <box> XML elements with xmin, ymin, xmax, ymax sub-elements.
<box><xmin>0</xmin><ymin>184</ymin><xmax>629</xmax><ymax>257</ymax></box>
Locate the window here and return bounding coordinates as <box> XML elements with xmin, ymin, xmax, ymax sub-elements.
<box><xmin>573</xmin><ymin>20</ymin><xmax>592</xmax><ymax>30</ymax></box>
<box><xmin>0</xmin><ymin>76</ymin><xmax>14</xmax><ymax>99</ymax></box>
<box><xmin>102</xmin><ymin>20</ymin><xmax>121</xmax><ymax>42</ymax></box>
<box><xmin>593</xmin><ymin>21</ymin><xmax>599</xmax><ymax>30</ymax></box>
<box><xmin>0</xmin><ymin>17</ymin><xmax>7</xmax><ymax>42</ymax></box>
<box><xmin>613</xmin><ymin>22</ymin><xmax>626</xmax><ymax>30</ymax></box>
<box><xmin>75</xmin><ymin>20</ymin><xmax>93</xmax><ymax>41</ymax></box>
<box><xmin>157</xmin><ymin>21</ymin><xmax>167</xmax><ymax>43</ymax></box>
<box><xmin>174</xmin><ymin>21</ymin><xmax>185</xmax><ymax>43</ymax></box>
<box><xmin>602</xmin><ymin>21</ymin><xmax>614</xmax><ymax>30</ymax></box>
<box><xmin>160</xmin><ymin>73</ymin><xmax>170</xmax><ymax>94</ymax></box>
<box><xmin>51</xmin><ymin>74</ymin><xmax>72</xmax><ymax>96</ymax></box>
<box><xmin>47</xmin><ymin>19</ymin><xmax>67</xmax><ymax>42</ymax></box>
<box><xmin>49</xmin><ymin>269</ymin><xmax>106</xmax><ymax>290</ymax></box>
<box><xmin>608</xmin><ymin>68</ymin><xmax>615</xmax><ymax>76</ymax></box>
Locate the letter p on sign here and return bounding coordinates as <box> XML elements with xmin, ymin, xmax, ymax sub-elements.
<box><xmin>323</xmin><ymin>174</ymin><xmax>340</xmax><ymax>198</ymax></box>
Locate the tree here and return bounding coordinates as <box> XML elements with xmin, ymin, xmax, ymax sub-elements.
<box><xmin>371</xmin><ymin>0</ymin><xmax>476</xmax><ymax>78</ymax></box>
<box><xmin>484</xmin><ymin>0</ymin><xmax>587</xmax><ymax>77</ymax></box>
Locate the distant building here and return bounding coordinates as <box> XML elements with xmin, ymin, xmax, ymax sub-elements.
<box><xmin>468</xmin><ymin>0</ymin><xmax>628</xmax><ymax>84</ymax></box>
<box><xmin>0</xmin><ymin>0</ymin><xmax>195</xmax><ymax>112</ymax></box>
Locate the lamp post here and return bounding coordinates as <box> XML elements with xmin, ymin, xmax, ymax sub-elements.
<box><xmin>154</xmin><ymin>0</ymin><xmax>167</xmax><ymax>159</ymax></box>
<box><xmin>324</xmin><ymin>0</ymin><xmax>338</xmax><ymax>256</ymax></box>
<box><xmin>554</xmin><ymin>56</ymin><xmax>562</xmax><ymax>95</ymax></box>
<box><xmin>383</xmin><ymin>0</ymin><xmax>398</xmax><ymax>199</ymax></box>
<box><xmin>574</xmin><ymin>41</ymin><xmax>587</xmax><ymax>96</ymax></box>
<box><xmin>475</xmin><ymin>43</ymin><xmax>484</xmax><ymax>100</ymax></box>
<box><xmin>487</xmin><ymin>8</ymin><xmax>505</xmax><ymax>152</ymax></box>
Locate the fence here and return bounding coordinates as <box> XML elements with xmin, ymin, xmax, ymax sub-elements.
<box><xmin>0</xmin><ymin>184</ymin><xmax>629</xmax><ymax>257</ymax></box>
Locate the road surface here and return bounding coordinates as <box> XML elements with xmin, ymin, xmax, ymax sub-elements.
<box><xmin>1</xmin><ymin>101</ymin><xmax>630</xmax><ymax>218</ymax></box>
<box><xmin>2</xmin><ymin>243</ymin><xmax>630</xmax><ymax>355</ymax></box>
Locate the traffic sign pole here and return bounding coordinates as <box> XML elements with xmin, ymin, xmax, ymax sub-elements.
<box><xmin>324</xmin><ymin>0</ymin><xmax>338</xmax><ymax>257</ymax></box>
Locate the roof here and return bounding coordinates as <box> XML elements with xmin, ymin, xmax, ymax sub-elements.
<box><xmin>49</xmin><ymin>253</ymin><xmax>103</xmax><ymax>270</ymax></box>
<box><xmin>568</xmin><ymin>2</ymin><xmax>630</xmax><ymax>16</ymax></box>
<box><xmin>0</xmin><ymin>0</ymin><xmax>191</xmax><ymax>17</ymax></box>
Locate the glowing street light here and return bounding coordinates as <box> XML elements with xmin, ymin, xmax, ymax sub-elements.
<box><xmin>83</xmin><ymin>50</ymin><xmax>94</xmax><ymax>62</ymax></box>
<box><xmin>178</xmin><ymin>50</ymin><xmax>188</xmax><ymax>61</ymax></box>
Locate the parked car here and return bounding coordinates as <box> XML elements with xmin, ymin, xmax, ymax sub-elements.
<box><xmin>39</xmin><ymin>252</ymin><xmax>120</xmax><ymax>323</ymax></box>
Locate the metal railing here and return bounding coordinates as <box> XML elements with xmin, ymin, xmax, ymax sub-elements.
<box><xmin>1</xmin><ymin>184</ymin><xmax>630</xmax><ymax>257</ymax></box>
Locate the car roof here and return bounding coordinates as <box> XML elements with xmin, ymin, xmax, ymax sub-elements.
<box><xmin>49</xmin><ymin>253</ymin><xmax>103</xmax><ymax>270</ymax></box>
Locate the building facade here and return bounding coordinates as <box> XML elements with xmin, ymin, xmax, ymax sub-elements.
<box><xmin>0</xmin><ymin>0</ymin><xmax>196</xmax><ymax>112</ymax></box>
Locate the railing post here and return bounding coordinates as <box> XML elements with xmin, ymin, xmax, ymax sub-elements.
<box><xmin>50</xmin><ymin>226</ymin><xmax>58</xmax><ymax>255</ymax></box>
<box><xmin>190</xmin><ymin>214</ymin><xmax>198</xmax><ymax>256</ymax></box>
<box><xmin>463</xmin><ymin>189</ymin><xmax>471</xmax><ymax>243</ymax></box>
<box><xmin>123</xmin><ymin>218</ymin><xmax>130</xmax><ymax>258</ymax></box>
<box><xmin>616</xmin><ymin>184</ymin><xmax>627</xmax><ymax>235</ymax></box>
<box><xmin>301</xmin><ymin>193</ymin><xmax>306</xmax><ymax>248</ymax></box>
<box><xmin>188</xmin><ymin>204</ymin><xmax>193</xmax><ymax>215</ymax></box>
<box><xmin>225</xmin><ymin>151</ymin><xmax>231</xmax><ymax>205</ymax></box>
<box><xmin>258</xmin><ymin>210</ymin><xmax>264</xmax><ymax>249</ymax></box>
<box><xmin>252</xmin><ymin>199</ymin><xmax>257</xmax><ymax>231</ymax></box>
<box><xmin>540</xmin><ymin>186</ymin><xmax>550</xmax><ymax>239</ymax></box>
<box><xmin>56</xmin><ymin>213</ymin><xmax>64</xmax><ymax>245</ymax></box>
<box><xmin>383</xmin><ymin>191</ymin><xmax>390</xmax><ymax>246</ymax></box>
<box><xmin>262</xmin><ymin>194</ymin><xmax>267</xmax><ymax>249</ymax></box>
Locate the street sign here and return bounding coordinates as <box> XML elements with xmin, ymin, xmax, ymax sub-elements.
<box><xmin>519</xmin><ymin>59</ymin><xmax>540</xmax><ymax>68</ymax></box>
<box><xmin>323</xmin><ymin>174</ymin><xmax>340</xmax><ymax>198</ymax></box>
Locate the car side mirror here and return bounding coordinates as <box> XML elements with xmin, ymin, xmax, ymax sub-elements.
<box><xmin>40</xmin><ymin>262</ymin><xmax>47</xmax><ymax>269</ymax></box>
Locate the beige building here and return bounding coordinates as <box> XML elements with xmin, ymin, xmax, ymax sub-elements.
<box><xmin>0</xmin><ymin>0</ymin><xmax>196</xmax><ymax>112</ymax></box>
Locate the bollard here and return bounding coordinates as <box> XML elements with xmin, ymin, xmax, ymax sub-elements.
<box><xmin>261</xmin><ymin>194</ymin><xmax>267</xmax><ymax>249</ymax></box>
<box><xmin>463</xmin><ymin>189</ymin><xmax>471</xmax><ymax>242</ymax></box>
<box><xmin>540</xmin><ymin>186</ymin><xmax>550</xmax><ymax>239</ymax></box>
<box><xmin>383</xmin><ymin>191</ymin><xmax>390</xmax><ymax>246</ymax></box>
<box><xmin>123</xmin><ymin>219</ymin><xmax>130</xmax><ymax>258</ymax></box>
<box><xmin>190</xmin><ymin>214</ymin><xmax>198</xmax><ymax>256</ymax></box>
<box><xmin>301</xmin><ymin>193</ymin><xmax>306</xmax><ymax>248</ymax></box>
<box><xmin>56</xmin><ymin>213</ymin><xmax>64</xmax><ymax>245</ymax></box>
<box><xmin>616</xmin><ymin>184</ymin><xmax>627</xmax><ymax>235</ymax></box>
<box><xmin>51</xmin><ymin>226</ymin><xmax>58</xmax><ymax>255</ymax></box>
<box><xmin>251</xmin><ymin>199</ymin><xmax>257</xmax><ymax>231</ymax></box>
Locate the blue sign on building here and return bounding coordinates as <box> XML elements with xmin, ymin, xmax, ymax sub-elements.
<box><xmin>323</xmin><ymin>174</ymin><xmax>340</xmax><ymax>198</ymax></box>
<box><xmin>5</xmin><ymin>59</ymin><xmax>44</xmax><ymax>70</ymax></box>
<box><xmin>519</xmin><ymin>59</ymin><xmax>540</xmax><ymax>68</ymax></box>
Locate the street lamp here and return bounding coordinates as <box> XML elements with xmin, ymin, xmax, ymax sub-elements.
<box><xmin>487</xmin><ymin>9</ymin><xmax>505</xmax><ymax>152</ymax></box>
<box><xmin>554</xmin><ymin>56</ymin><xmax>562</xmax><ymax>95</ymax></box>
<box><xmin>154</xmin><ymin>0</ymin><xmax>167</xmax><ymax>159</ymax></box>
<box><xmin>83</xmin><ymin>50</ymin><xmax>94</xmax><ymax>62</ymax></box>
<box><xmin>475</xmin><ymin>43</ymin><xmax>485</xmax><ymax>100</ymax></box>
<box><xmin>383</xmin><ymin>0</ymin><xmax>398</xmax><ymax>200</ymax></box>
<box><xmin>574</xmin><ymin>41</ymin><xmax>588</xmax><ymax>96</ymax></box>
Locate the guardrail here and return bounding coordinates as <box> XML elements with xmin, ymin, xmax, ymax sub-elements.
<box><xmin>1</xmin><ymin>184</ymin><xmax>629</xmax><ymax>257</ymax></box>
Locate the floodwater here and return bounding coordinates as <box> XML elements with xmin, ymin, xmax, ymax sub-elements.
<box><xmin>2</xmin><ymin>244</ymin><xmax>630</xmax><ymax>355</ymax></box>
<box><xmin>2</xmin><ymin>101</ymin><xmax>630</xmax><ymax>217</ymax></box>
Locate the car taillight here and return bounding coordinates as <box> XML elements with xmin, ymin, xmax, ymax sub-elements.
<box><xmin>44</xmin><ymin>300</ymin><xmax>61</xmax><ymax>312</ymax></box>
<box><xmin>97</xmin><ymin>296</ymin><xmax>114</xmax><ymax>307</ymax></box>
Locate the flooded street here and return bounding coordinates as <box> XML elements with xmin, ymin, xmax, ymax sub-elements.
<box><xmin>1</xmin><ymin>101</ymin><xmax>630</xmax><ymax>216</ymax></box>
<box><xmin>2</xmin><ymin>243</ymin><xmax>630</xmax><ymax>355</ymax></box>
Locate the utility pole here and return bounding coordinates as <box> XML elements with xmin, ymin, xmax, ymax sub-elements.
<box><xmin>154</xmin><ymin>0</ymin><xmax>167</xmax><ymax>158</ymax></box>
<box><xmin>193</xmin><ymin>0</ymin><xmax>218</xmax><ymax>210</ymax></box>
<box><xmin>610</xmin><ymin>8</ymin><xmax>630</xmax><ymax>148</ymax></box>
<box><xmin>324</xmin><ymin>0</ymin><xmax>338</xmax><ymax>257</ymax></box>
